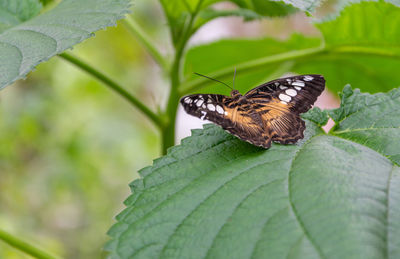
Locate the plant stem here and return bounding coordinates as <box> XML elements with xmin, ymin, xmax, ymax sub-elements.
<box><xmin>161</xmin><ymin>2</ymin><xmax>204</xmax><ymax>154</ymax></box>
<box><xmin>161</xmin><ymin>33</ymin><xmax>189</xmax><ymax>153</ymax></box>
<box><xmin>122</xmin><ymin>16</ymin><xmax>169</xmax><ymax>71</ymax></box>
<box><xmin>180</xmin><ymin>45</ymin><xmax>326</xmax><ymax>94</ymax></box>
<box><xmin>0</xmin><ymin>229</ymin><xmax>58</xmax><ymax>259</ymax></box>
<box><xmin>58</xmin><ymin>53</ymin><xmax>164</xmax><ymax>129</ymax></box>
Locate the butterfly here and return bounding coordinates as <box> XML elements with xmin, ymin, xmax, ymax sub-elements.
<box><xmin>180</xmin><ymin>74</ymin><xmax>325</xmax><ymax>149</ymax></box>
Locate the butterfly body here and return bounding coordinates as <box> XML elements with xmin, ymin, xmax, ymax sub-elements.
<box><xmin>181</xmin><ymin>74</ymin><xmax>325</xmax><ymax>149</ymax></box>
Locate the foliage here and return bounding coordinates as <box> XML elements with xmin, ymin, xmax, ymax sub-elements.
<box><xmin>1</xmin><ymin>0</ymin><xmax>399</xmax><ymax>153</ymax></box>
<box><xmin>183</xmin><ymin>0</ymin><xmax>400</xmax><ymax>95</ymax></box>
<box><xmin>0</xmin><ymin>0</ymin><xmax>131</xmax><ymax>89</ymax></box>
<box><xmin>0</xmin><ymin>0</ymin><xmax>400</xmax><ymax>258</ymax></box>
<box><xmin>106</xmin><ymin>85</ymin><xmax>400</xmax><ymax>258</ymax></box>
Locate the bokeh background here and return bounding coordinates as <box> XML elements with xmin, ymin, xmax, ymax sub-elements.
<box><xmin>0</xmin><ymin>0</ymin><xmax>339</xmax><ymax>258</ymax></box>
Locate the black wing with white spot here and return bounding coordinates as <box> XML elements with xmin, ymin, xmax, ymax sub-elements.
<box><xmin>180</xmin><ymin>94</ymin><xmax>270</xmax><ymax>148</ymax></box>
<box><xmin>245</xmin><ymin>74</ymin><xmax>325</xmax><ymax>114</ymax></box>
<box><xmin>181</xmin><ymin>94</ymin><xmax>230</xmax><ymax>122</ymax></box>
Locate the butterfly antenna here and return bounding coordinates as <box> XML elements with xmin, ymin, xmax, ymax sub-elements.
<box><xmin>194</xmin><ymin>72</ymin><xmax>233</xmax><ymax>90</ymax></box>
<box><xmin>233</xmin><ymin>67</ymin><xmax>237</xmax><ymax>90</ymax></box>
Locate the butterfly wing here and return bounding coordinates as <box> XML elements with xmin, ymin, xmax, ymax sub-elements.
<box><xmin>245</xmin><ymin>74</ymin><xmax>325</xmax><ymax>144</ymax></box>
<box><xmin>249</xmin><ymin>98</ymin><xmax>306</xmax><ymax>144</ymax></box>
<box><xmin>245</xmin><ymin>74</ymin><xmax>325</xmax><ymax>113</ymax></box>
<box><xmin>180</xmin><ymin>94</ymin><xmax>271</xmax><ymax>148</ymax></box>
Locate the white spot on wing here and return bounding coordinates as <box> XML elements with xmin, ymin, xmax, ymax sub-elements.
<box><xmin>224</xmin><ymin>111</ymin><xmax>228</xmax><ymax>115</ymax></box>
<box><xmin>274</xmin><ymin>82</ymin><xmax>280</xmax><ymax>86</ymax></box>
<box><xmin>292</xmin><ymin>81</ymin><xmax>305</xmax><ymax>87</ymax></box>
<box><xmin>184</xmin><ymin>97</ymin><xmax>191</xmax><ymax>104</ymax></box>
<box><xmin>216</xmin><ymin>105</ymin><xmax>224</xmax><ymax>114</ymax></box>
<box><xmin>279</xmin><ymin>93</ymin><xmax>291</xmax><ymax>102</ymax></box>
<box><xmin>196</xmin><ymin>99</ymin><xmax>204</xmax><ymax>107</ymax></box>
<box><xmin>207</xmin><ymin>104</ymin><xmax>216</xmax><ymax>111</ymax></box>
<box><xmin>200</xmin><ymin>111</ymin><xmax>207</xmax><ymax>120</ymax></box>
<box><xmin>285</xmin><ymin>89</ymin><xmax>297</xmax><ymax>97</ymax></box>
<box><xmin>279</xmin><ymin>85</ymin><xmax>288</xmax><ymax>90</ymax></box>
<box><xmin>202</xmin><ymin>104</ymin><xmax>206</xmax><ymax>109</ymax></box>
<box><xmin>304</xmin><ymin>76</ymin><xmax>313</xmax><ymax>81</ymax></box>
<box><xmin>281</xmin><ymin>101</ymin><xmax>288</xmax><ymax>105</ymax></box>
<box><xmin>294</xmin><ymin>86</ymin><xmax>301</xmax><ymax>91</ymax></box>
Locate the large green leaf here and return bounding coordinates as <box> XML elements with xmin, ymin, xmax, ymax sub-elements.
<box><xmin>106</xmin><ymin>86</ymin><xmax>400</xmax><ymax>258</ymax></box>
<box><xmin>182</xmin><ymin>0</ymin><xmax>400</xmax><ymax>95</ymax></box>
<box><xmin>0</xmin><ymin>0</ymin><xmax>131</xmax><ymax>90</ymax></box>
<box><xmin>0</xmin><ymin>0</ymin><xmax>41</xmax><ymax>33</ymax></box>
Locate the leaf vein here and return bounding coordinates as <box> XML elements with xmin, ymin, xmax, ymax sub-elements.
<box><xmin>287</xmin><ymin>135</ymin><xmax>326</xmax><ymax>259</ymax></box>
<box><xmin>158</xmin><ymin>157</ymin><xmax>289</xmax><ymax>257</ymax></box>
<box><xmin>204</xmin><ymin>178</ymin><xmax>287</xmax><ymax>259</ymax></box>
<box><xmin>385</xmin><ymin>164</ymin><xmax>396</xmax><ymax>259</ymax></box>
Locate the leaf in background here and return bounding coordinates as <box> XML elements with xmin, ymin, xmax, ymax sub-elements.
<box><xmin>194</xmin><ymin>0</ymin><xmax>297</xmax><ymax>31</ymax></box>
<box><xmin>0</xmin><ymin>0</ymin><xmax>41</xmax><ymax>33</ymax></box>
<box><xmin>106</xmin><ymin>85</ymin><xmax>400</xmax><ymax>258</ymax></box>
<box><xmin>0</xmin><ymin>0</ymin><xmax>131</xmax><ymax>90</ymax></box>
<box><xmin>231</xmin><ymin>0</ymin><xmax>297</xmax><ymax>16</ymax></box>
<box><xmin>183</xmin><ymin>0</ymin><xmax>400</xmax><ymax>95</ymax></box>
<box><xmin>294</xmin><ymin>0</ymin><xmax>400</xmax><ymax>93</ymax></box>
<box><xmin>316</xmin><ymin>0</ymin><xmax>400</xmax><ymax>54</ymax></box>
<box><xmin>197</xmin><ymin>7</ymin><xmax>262</xmax><ymax>23</ymax></box>
<box><xmin>184</xmin><ymin>34</ymin><xmax>321</xmax><ymax>95</ymax></box>
<box><xmin>161</xmin><ymin>0</ymin><xmax>318</xmax><ymax>45</ymax></box>
<box><xmin>231</xmin><ymin>0</ymin><xmax>319</xmax><ymax>13</ymax></box>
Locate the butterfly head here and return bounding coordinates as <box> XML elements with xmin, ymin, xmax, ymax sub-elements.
<box><xmin>230</xmin><ymin>90</ymin><xmax>241</xmax><ymax>98</ymax></box>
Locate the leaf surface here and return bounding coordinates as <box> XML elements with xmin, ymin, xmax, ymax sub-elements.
<box><xmin>0</xmin><ymin>0</ymin><xmax>131</xmax><ymax>89</ymax></box>
<box><xmin>106</xmin><ymin>86</ymin><xmax>400</xmax><ymax>258</ymax></box>
<box><xmin>0</xmin><ymin>0</ymin><xmax>41</xmax><ymax>33</ymax></box>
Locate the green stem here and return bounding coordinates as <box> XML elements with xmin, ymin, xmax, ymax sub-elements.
<box><xmin>58</xmin><ymin>53</ymin><xmax>164</xmax><ymax>129</ymax></box>
<box><xmin>122</xmin><ymin>16</ymin><xmax>169</xmax><ymax>71</ymax></box>
<box><xmin>180</xmin><ymin>45</ymin><xmax>326</xmax><ymax>94</ymax></box>
<box><xmin>0</xmin><ymin>229</ymin><xmax>58</xmax><ymax>259</ymax></box>
<box><xmin>161</xmin><ymin>36</ymin><xmax>186</xmax><ymax>154</ymax></box>
<box><xmin>161</xmin><ymin>1</ymin><xmax>204</xmax><ymax>154</ymax></box>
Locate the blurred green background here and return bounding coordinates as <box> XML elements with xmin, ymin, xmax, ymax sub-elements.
<box><xmin>0</xmin><ymin>1</ymin><xmax>165</xmax><ymax>258</ymax></box>
<box><xmin>0</xmin><ymin>0</ymin><xmax>339</xmax><ymax>258</ymax></box>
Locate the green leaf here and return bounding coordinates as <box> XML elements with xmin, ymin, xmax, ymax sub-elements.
<box><xmin>301</xmin><ymin>107</ymin><xmax>329</xmax><ymax>126</ymax></box>
<box><xmin>230</xmin><ymin>0</ymin><xmax>297</xmax><ymax>15</ymax></box>
<box><xmin>183</xmin><ymin>34</ymin><xmax>321</xmax><ymax>94</ymax></box>
<box><xmin>182</xmin><ymin>0</ymin><xmax>400</xmax><ymax>95</ymax></box>
<box><xmin>194</xmin><ymin>0</ymin><xmax>297</xmax><ymax>30</ymax></box>
<box><xmin>198</xmin><ymin>7</ymin><xmax>262</xmax><ymax>22</ymax></box>
<box><xmin>161</xmin><ymin>0</ymin><xmax>317</xmax><ymax>46</ymax></box>
<box><xmin>0</xmin><ymin>0</ymin><xmax>131</xmax><ymax>90</ymax></box>
<box><xmin>316</xmin><ymin>0</ymin><xmax>400</xmax><ymax>55</ymax></box>
<box><xmin>330</xmin><ymin>85</ymin><xmax>400</xmax><ymax>165</ymax></box>
<box><xmin>231</xmin><ymin>0</ymin><xmax>319</xmax><ymax>13</ymax></box>
<box><xmin>0</xmin><ymin>0</ymin><xmax>42</xmax><ymax>33</ymax></box>
<box><xmin>106</xmin><ymin>86</ymin><xmax>400</xmax><ymax>258</ymax></box>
